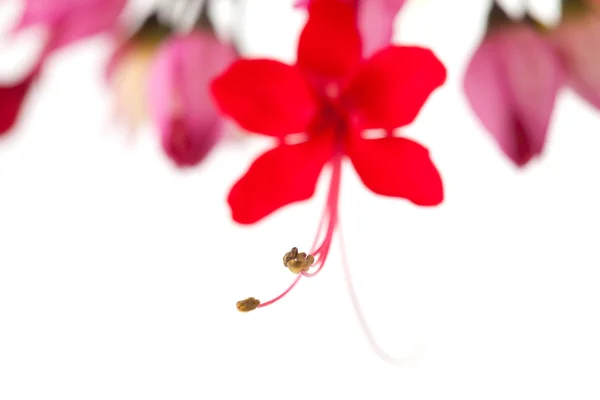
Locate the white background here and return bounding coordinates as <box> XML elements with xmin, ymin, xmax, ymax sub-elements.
<box><xmin>1</xmin><ymin>0</ymin><xmax>600</xmax><ymax>398</ymax></box>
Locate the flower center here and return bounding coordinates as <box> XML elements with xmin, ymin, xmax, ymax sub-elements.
<box><xmin>309</xmin><ymin>86</ymin><xmax>351</xmax><ymax>144</ymax></box>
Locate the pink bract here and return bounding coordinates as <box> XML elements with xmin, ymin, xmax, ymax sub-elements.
<box><xmin>14</xmin><ymin>0</ymin><xmax>127</xmax><ymax>51</ymax></box>
<box><xmin>464</xmin><ymin>25</ymin><xmax>564</xmax><ymax>167</ymax></box>
<box><xmin>148</xmin><ymin>32</ymin><xmax>237</xmax><ymax>167</ymax></box>
<box><xmin>294</xmin><ymin>0</ymin><xmax>407</xmax><ymax>56</ymax></box>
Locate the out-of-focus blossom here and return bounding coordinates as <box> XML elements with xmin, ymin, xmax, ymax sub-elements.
<box><xmin>1</xmin><ymin>0</ymin><xmax>126</xmax><ymax>136</ymax></box>
<box><xmin>551</xmin><ymin>0</ymin><xmax>600</xmax><ymax>109</ymax></box>
<box><xmin>106</xmin><ymin>14</ymin><xmax>172</xmax><ymax>132</ymax></box>
<box><xmin>213</xmin><ymin>0</ymin><xmax>445</xmax><ymax>313</ymax></box>
<box><xmin>464</xmin><ymin>2</ymin><xmax>564</xmax><ymax>167</ymax></box>
<box><xmin>148</xmin><ymin>30</ymin><xmax>237</xmax><ymax>167</ymax></box>
<box><xmin>13</xmin><ymin>0</ymin><xmax>127</xmax><ymax>52</ymax></box>
<box><xmin>294</xmin><ymin>0</ymin><xmax>407</xmax><ymax>56</ymax></box>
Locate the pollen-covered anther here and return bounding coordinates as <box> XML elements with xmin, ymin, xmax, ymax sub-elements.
<box><xmin>236</xmin><ymin>297</ymin><xmax>260</xmax><ymax>312</ymax></box>
<box><xmin>282</xmin><ymin>247</ymin><xmax>315</xmax><ymax>274</ymax></box>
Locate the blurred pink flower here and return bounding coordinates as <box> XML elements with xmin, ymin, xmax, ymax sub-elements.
<box><xmin>13</xmin><ymin>0</ymin><xmax>127</xmax><ymax>52</ymax></box>
<box><xmin>464</xmin><ymin>4</ymin><xmax>564</xmax><ymax>167</ymax></box>
<box><xmin>1</xmin><ymin>0</ymin><xmax>126</xmax><ymax>136</ymax></box>
<box><xmin>148</xmin><ymin>31</ymin><xmax>237</xmax><ymax>168</ymax></box>
<box><xmin>551</xmin><ymin>2</ymin><xmax>600</xmax><ymax>109</ymax></box>
<box><xmin>294</xmin><ymin>0</ymin><xmax>407</xmax><ymax>56</ymax></box>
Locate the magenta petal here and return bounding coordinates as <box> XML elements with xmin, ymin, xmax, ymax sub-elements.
<box><xmin>464</xmin><ymin>26</ymin><xmax>564</xmax><ymax>167</ymax></box>
<box><xmin>551</xmin><ymin>14</ymin><xmax>600</xmax><ymax>109</ymax></box>
<box><xmin>14</xmin><ymin>0</ymin><xmax>126</xmax><ymax>51</ymax></box>
<box><xmin>358</xmin><ymin>0</ymin><xmax>407</xmax><ymax>57</ymax></box>
<box><xmin>0</xmin><ymin>73</ymin><xmax>36</xmax><ymax>136</ymax></box>
<box><xmin>148</xmin><ymin>32</ymin><xmax>237</xmax><ymax>168</ymax></box>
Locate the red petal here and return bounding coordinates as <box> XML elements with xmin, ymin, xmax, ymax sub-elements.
<box><xmin>228</xmin><ymin>136</ymin><xmax>333</xmax><ymax>224</ymax></box>
<box><xmin>297</xmin><ymin>0</ymin><xmax>362</xmax><ymax>81</ymax></box>
<box><xmin>210</xmin><ymin>59</ymin><xmax>317</xmax><ymax>138</ymax></box>
<box><xmin>343</xmin><ymin>46</ymin><xmax>447</xmax><ymax>130</ymax></box>
<box><xmin>347</xmin><ymin>136</ymin><xmax>443</xmax><ymax>206</ymax></box>
<box><xmin>0</xmin><ymin>74</ymin><xmax>35</xmax><ymax>136</ymax></box>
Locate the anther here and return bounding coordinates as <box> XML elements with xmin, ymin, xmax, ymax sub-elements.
<box><xmin>283</xmin><ymin>247</ymin><xmax>314</xmax><ymax>274</ymax></box>
<box><xmin>236</xmin><ymin>297</ymin><xmax>260</xmax><ymax>312</ymax></box>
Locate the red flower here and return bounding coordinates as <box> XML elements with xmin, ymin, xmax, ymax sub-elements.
<box><xmin>211</xmin><ymin>0</ymin><xmax>446</xmax><ymax>316</ymax></box>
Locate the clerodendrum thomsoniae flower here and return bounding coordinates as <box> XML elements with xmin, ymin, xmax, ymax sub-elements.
<box><xmin>211</xmin><ymin>0</ymin><xmax>447</xmax><ymax>363</ymax></box>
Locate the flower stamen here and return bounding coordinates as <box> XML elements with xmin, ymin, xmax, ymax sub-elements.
<box><xmin>283</xmin><ymin>247</ymin><xmax>315</xmax><ymax>274</ymax></box>
<box><xmin>235</xmin><ymin>156</ymin><xmax>342</xmax><ymax>311</ymax></box>
<box><xmin>236</xmin><ymin>297</ymin><xmax>260</xmax><ymax>312</ymax></box>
